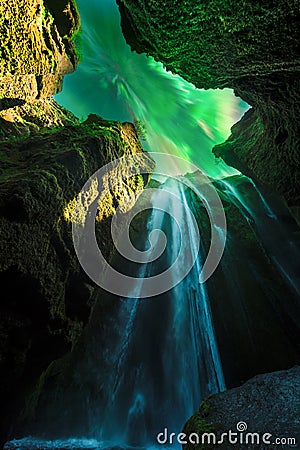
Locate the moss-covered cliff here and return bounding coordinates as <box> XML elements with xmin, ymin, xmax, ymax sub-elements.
<box><xmin>0</xmin><ymin>0</ymin><xmax>79</xmax><ymax>99</ymax></box>
<box><xmin>0</xmin><ymin>0</ymin><xmax>155</xmax><ymax>443</ymax></box>
<box><xmin>117</xmin><ymin>0</ymin><xmax>300</xmax><ymax>207</ymax></box>
<box><xmin>0</xmin><ymin>114</ymin><xmax>154</xmax><ymax>441</ymax></box>
<box><xmin>0</xmin><ymin>0</ymin><xmax>81</xmax><ymax>151</ymax></box>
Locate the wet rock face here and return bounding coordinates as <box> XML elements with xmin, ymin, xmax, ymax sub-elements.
<box><xmin>117</xmin><ymin>0</ymin><xmax>300</xmax><ymax>205</ymax></box>
<box><xmin>0</xmin><ymin>114</ymin><xmax>154</xmax><ymax>442</ymax></box>
<box><xmin>0</xmin><ymin>0</ymin><xmax>155</xmax><ymax>443</ymax></box>
<box><xmin>0</xmin><ymin>0</ymin><xmax>79</xmax><ymax>100</ymax></box>
<box><xmin>183</xmin><ymin>366</ymin><xmax>300</xmax><ymax>450</ymax></box>
<box><xmin>214</xmin><ymin>75</ymin><xmax>300</xmax><ymax>206</ymax></box>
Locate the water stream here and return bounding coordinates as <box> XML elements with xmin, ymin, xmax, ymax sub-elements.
<box><xmin>97</xmin><ymin>178</ymin><xmax>225</xmax><ymax>447</ymax></box>
<box><xmin>4</xmin><ymin>0</ymin><xmax>300</xmax><ymax>449</ymax></box>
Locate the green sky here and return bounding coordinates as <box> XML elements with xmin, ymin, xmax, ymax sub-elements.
<box><xmin>55</xmin><ymin>0</ymin><xmax>249</xmax><ymax>178</ymax></box>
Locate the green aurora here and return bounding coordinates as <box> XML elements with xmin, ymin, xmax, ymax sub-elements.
<box><xmin>55</xmin><ymin>0</ymin><xmax>249</xmax><ymax>178</ymax></box>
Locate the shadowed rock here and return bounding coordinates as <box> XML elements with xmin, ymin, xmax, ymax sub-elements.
<box><xmin>117</xmin><ymin>0</ymin><xmax>300</xmax><ymax>206</ymax></box>
<box><xmin>183</xmin><ymin>366</ymin><xmax>300</xmax><ymax>450</ymax></box>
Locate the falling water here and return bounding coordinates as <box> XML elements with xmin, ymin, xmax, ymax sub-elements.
<box><xmin>93</xmin><ymin>177</ymin><xmax>225</xmax><ymax>447</ymax></box>
<box><xmin>6</xmin><ymin>1</ymin><xmax>300</xmax><ymax>449</ymax></box>
<box><xmin>52</xmin><ymin>1</ymin><xmax>242</xmax><ymax>438</ymax></box>
<box><xmin>5</xmin><ymin>177</ymin><xmax>226</xmax><ymax>450</ymax></box>
<box><xmin>217</xmin><ymin>175</ymin><xmax>300</xmax><ymax>296</ymax></box>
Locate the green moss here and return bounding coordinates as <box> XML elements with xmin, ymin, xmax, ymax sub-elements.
<box><xmin>118</xmin><ymin>0</ymin><xmax>298</xmax><ymax>89</ymax></box>
<box><xmin>133</xmin><ymin>118</ymin><xmax>147</xmax><ymax>141</ymax></box>
<box><xmin>0</xmin><ymin>0</ymin><xmax>78</xmax><ymax>82</ymax></box>
<box><xmin>199</xmin><ymin>397</ymin><xmax>212</xmax><ymax>417</ymax></box>
<box><xmin>0</xmin><ymin>149</ymin><xmax>9</xmax><ymax>161</ymax></box>
<box><xmin>72</xmin><ymin>27</ymin><xmax>83</xmax><ymax>62</ymax></box>
<box><xmin>182</xmin><ymin>396</ymin><xmax>220</xmax><ymax>449</ymax></box>
<box><xmin>42</xmin><ymin>4</ymin><xmax>54</xmax><ymax>25</ymax></box>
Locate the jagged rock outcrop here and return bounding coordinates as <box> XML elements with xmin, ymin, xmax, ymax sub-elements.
<box><xmin>117</xmin><ymin>0</ymin><xmax>300</xmax><ymax>206</ymax></box>
<box><xmin>0</xmin><ymin>0</ymin><xmax>79</xmax><ymax>100</ymax></box>
<box><xmin>183</xmin><ymin>366</ymin><xmax>300</xmax><ymax>450</ymax></box>
<box><xmin>0</xmin><ymin>0</ymin><xmax>81</xmax><ymax>146</ymax></box>
<box><xmin>0</xmin><ymin>98</ymin><xmax>80</xmax><ymax>138</ymax></box>
<box><xmin>0</xmin><ymin>0</ymin><xmax>82</xmax><ymax>153</ymax></box>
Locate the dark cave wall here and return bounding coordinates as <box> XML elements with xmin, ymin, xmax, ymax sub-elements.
<box><xmin>117</xmin><ymin>0</ymin><xmax>300</xmax><ymax>206</ymax></box>
<box><xmin>0</xmin><ymin>115</ymin><xmax>154</xmax><ymax>443</ymax></box>
<box><xmin>0</xmin><ymin>0</ymin><xmax>155</xmax><ymax>443</ymax></box>
<box><xmin>185</xmin><ymin>174</ymin><xmax>300</xmax><ymax>389</ymax></box>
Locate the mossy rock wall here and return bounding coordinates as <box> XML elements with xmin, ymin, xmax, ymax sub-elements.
<box><xmin>117</xmin><ymin>0</ymin><xmax>300</xmax><ymax>206</ymax></box>
<box><xmin>0</xmin><ymin>0</ymin><xmax>79</xmax><ymax>100</ymax></box>
<box><xmin>0</xmin><ymin>115</ymin><xmax>154</xmax><ymax>443</ymax></box>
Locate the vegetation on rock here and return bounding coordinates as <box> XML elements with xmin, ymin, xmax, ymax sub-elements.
<box><xmin>183</xmin><ymin>366</ymin><xmax>300</xmax><ymax>450</ymax></box>
<box><xmin>0</xmin><ymin>0</ymin><xmax>79</xmax><ymax>99</ymax></box>
<box><xmin>0</xmin><ymin>2</ymin><xmax>154</xmax><ymax>439</ymax></box>
<box><xmin>117</xmin><ymin>0</ymin><xmax>300</xmax><ymax>206</ymax></box>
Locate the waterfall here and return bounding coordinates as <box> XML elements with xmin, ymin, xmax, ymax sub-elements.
<box><xmin>97</xmin><ymin>177</ymin><xmax>225</xmax><ymax>448</ymax></box>
<box><xmin>216</xmin><ymin>175</ymin><xmax>300</xmax><ymax>296</ymax></box>
<box><xmin>5</xmin><ymin>0</ymin><xmax>300</xmax><ymax>448</ymax></box>
<box><xmin>4</xmin><ymin>176</ymin><xmax>226</xmax><ymax>450</ymax></box>
<box><xmin>5</xmin><ymin>174</ymin><xmax>300</xmax><ymax>450</ymax></box>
